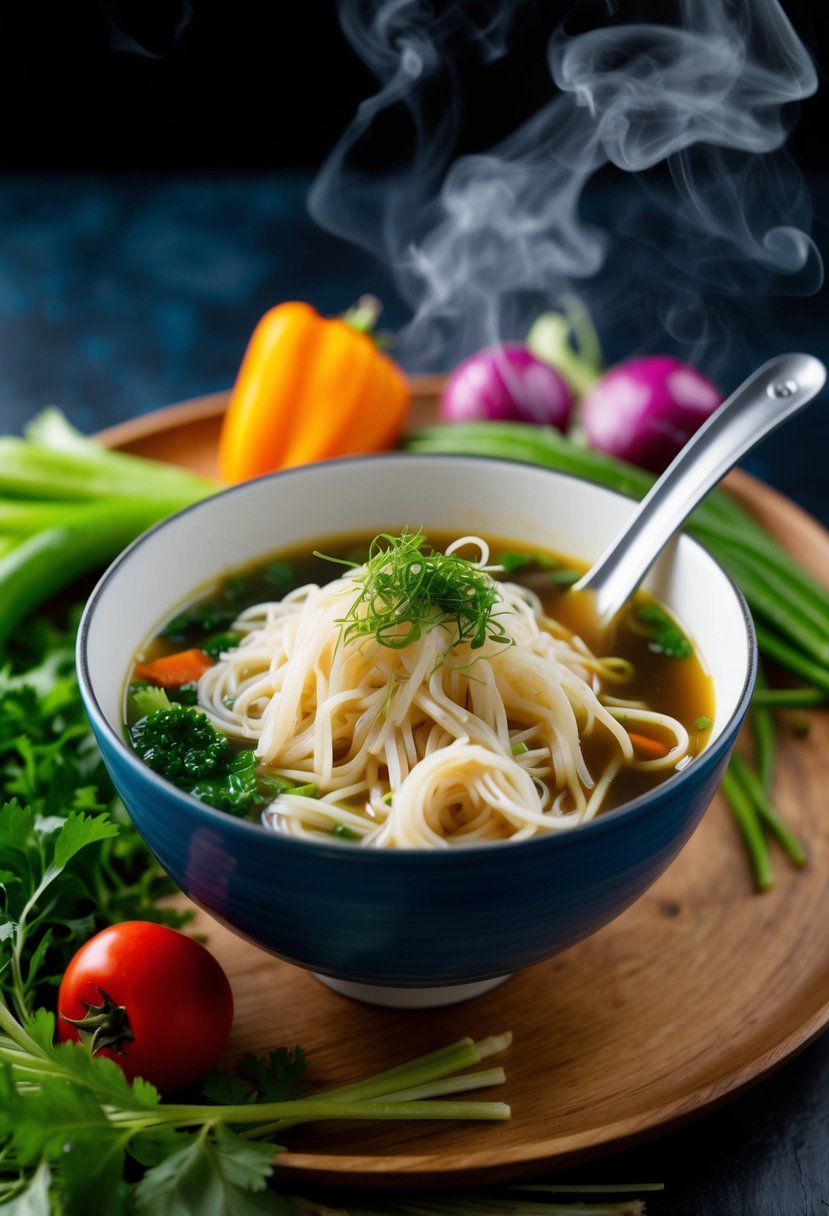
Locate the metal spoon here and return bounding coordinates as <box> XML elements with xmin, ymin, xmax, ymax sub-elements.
<box><xmin>573</xmin><ymin>352</ymin><xmax>827</xmax><ymax>627</ymax></box>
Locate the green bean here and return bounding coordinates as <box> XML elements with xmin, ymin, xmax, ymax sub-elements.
<box><xmin>690</xmin><ymin>521</ymin><xmax>829</xmax><ymax>632</ymax></box>
<box><xmin>729</xmin><ymin>754</ymin><xmax>807</xmax><ymax>869</ymax></box>
<box><xmin>709</xmin><ymin>549</ymin><xmax>829</xmax><ymax>666</ymax></box>
<box><xmin>754</xmin><ymin>624</ymin><xmax>829</xmax><ymax>694</ymax></box>
<box><xmin>750</xmin><ymin>687</ymin><xmax>826</xmax><ymax>708</ymax></box>
<box><xmin>721</xmin><ymin>766</ymin><xmax>773</xmax><ymax>892</ymax></box>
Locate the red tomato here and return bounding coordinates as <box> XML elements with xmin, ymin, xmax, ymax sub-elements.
<box><xmin>57</xmin><ymin>921</ymin><xmax>234</xmax><ymax>1094</ymax></box>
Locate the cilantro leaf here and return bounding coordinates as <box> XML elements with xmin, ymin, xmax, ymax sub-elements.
<box><xmin>200</xmin><ymin>1069</ymin><xmax>254</xmax><ymax>1106</ymax></box>
<box><xmin>56</xmin><ymin>1130</ymin><xmax>132</xmax><ymax>1216</ymax></box>
<box><xmin>134</xmin><ymin>1126</ymin><xmax>285</xmax><ymax>1215</ymax></box>
<box><xmin>236</xmin><ymin>1048</ymin><xmax>309</xmax><ymax>1103</ymax></box>
<box><xmin>201</xmin><ymin>1047</ymin><xmax>308</xmax><ymax>1108</ymax></box>
<box><xmin>50</xmin><ymin>811</ymin><xmax>119</xmax><ymax>871</ymax></box>
<box><xmin>6</xmin><ymin>1072</ymin><xmax>114</xmax><ymax>1163</ymax></box>
<box><xmin>43</xmin><ymin>1040</ymin><xmax>161</xmax><ymax>1112</ymax></box>
<box><xmin>22</xmin><ymin>1007</ymin><xmax>57</xmax><ymax>1054</ymax></box>
<box><xmin>0</xmin><ymin>799</ymin><xmax>34</xmax><ymax>860</ymax></box>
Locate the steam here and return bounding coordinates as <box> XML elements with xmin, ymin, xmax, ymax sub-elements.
<box><xmin>98</xmin><ymin>0</ymin><xmax>195</xmax><ymax>59</ymax></box>
<box><xmin>309</xmin><ymin>0</ymin><xmax>822</xmax><ymax>376</ymax></box>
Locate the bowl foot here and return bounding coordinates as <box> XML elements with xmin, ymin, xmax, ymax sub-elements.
<box><xmin>314</xmin><ymin>973</ymin><xmax>511</xmax><ymax>1009</ymax></box>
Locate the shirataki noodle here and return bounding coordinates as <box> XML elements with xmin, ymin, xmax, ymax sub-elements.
<box><xmin>196</xmin><ymin>537</ymin><xmax>692</xmax><ymax>847</ymax></box>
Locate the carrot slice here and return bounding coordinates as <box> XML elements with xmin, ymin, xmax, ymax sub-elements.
<box><xmin>134</xmin><ymin>648</ymin><xmax>213</xmax><ymax>687</ymax></box>
<box><xmin>627</xmin><ymin>730</ymin><xmax>669</xmax><ymax>759</ymax></box>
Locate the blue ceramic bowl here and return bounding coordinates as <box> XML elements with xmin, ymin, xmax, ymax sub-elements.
<box><xmin>77</xmin><ymin>454</ymin><xmax>756</xmax><ymax>1007</ymax></box>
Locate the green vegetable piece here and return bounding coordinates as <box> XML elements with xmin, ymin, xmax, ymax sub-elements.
<box><xmin>263</xmin><ymin>560</ymin><xmax>295</xmax><ymax>590</ymax></box>
<box><xmin>550</xmin><ymin>568</ymin><xmax>582</xmax><ymax>588</ymax></box>
<box><xmin>526</xmin><ymin>302</ymin><xmax>603</xmax><ymax>396</ymax></box>
<box><xmin>497</xmin><ymin>551</ymin><xmax>556</xmax><ymax>574</ymax></box>
<box><xmin>258</xmin><ymin>773</ymin><xmax>301</xmax><ymax>799</ymax></box>
<box><xmin>287</xmin><ymin>783</ymin><xmax>318</xmax><ymax>799</ymax></box>
<box><xmin>332</xmin><ymin>823</ymin><xmax>359</xmax><ymax>840</ymax></box>
<box><xmin>130</xmin><ymin>707</ymin><xmax>230</xmax><ymax>785</ymax></box>
<box><xmin>190</xmin><ymin>750</ymin><xmax>261</xmax><ymax>816</ymax></box>
<box><xmin>163</xmin><ymin>604</ymin><xmax>236</xmax><ymax>640</ymax></box>
<box><xmin>128</xmin><ymin>683</ymin><xmax>172</xmax><ymax>719</ymax></box>
<box><xmin>510</xmin><ymin>741</ymin><xmax>529</xmax><ymax>756</ymax></box>
<box><xmin>174</xmin><ymin>680</ymin><xmax>200</xmax><ymax>706</ymax></box>
<box><xmin>222</xmin><ymin>574</ymin><xmax>248</xmax><ymax>598</ymax></box>
<box><xmin>202</xmin><ymin>631</ymin><xmax>243</xmax><ymax>659</ymax></box>
<box><xmin>694</xmin><ymin>715</ymin><xmax>713</xmax><ymax>731</ymax></box>
<box><xmin>636</xmin><ymin>603</ymin><xmax>693</xmax><ymax>659</ymax></box>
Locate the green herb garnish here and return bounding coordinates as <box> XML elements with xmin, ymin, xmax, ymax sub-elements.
<box><xmin>497</xmin><ymin>551</ymin><xmax>557</xmax><ymax>574</ymax></box>
<box><xmin>635</xmin><ymin>602</ymin><xmax>693</xmax><ymax>659</ymax></box>
<box><xmin>332</xmin><ymin>823</ymin><xmax>359</xmax><ymax>840</ymax></box>
<box><xmin>550</xmin><ymin>568</ymin><xmax>582</xmax><ymax>588</ymax></box>
<box><xmin>324</xmin><ymin>529</ymin><xmax>513</xmax><ymax>653</ymax></box>
<box><xmin>694</xmin><ymin>715</ymin><xmax>713</xmax><ymax>731</ymax></box>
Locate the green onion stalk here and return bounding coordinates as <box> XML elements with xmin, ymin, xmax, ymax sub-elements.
<box><xmin>401</xmin><ymin>418</ymin><xmax>826</xmax><ymax>889</ymax></box>
<box><xmin>0</xmin><ymin>409</ymin><xmax>219</xmax><ymax>650</ymax></box>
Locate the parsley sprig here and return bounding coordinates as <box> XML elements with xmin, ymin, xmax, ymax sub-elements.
<box><xmin>0</xmin><ymin>611</ymin><xmax>187</xmax><ymax>1020</ymax></box>
<box><xmin>0</xmin><ymin>1003</ymin><xmax>511</xmax><ymax>1215</ymax></box>
<box><xmin>326</xmin><ymin>530</ymin><xmax>512</xmax><ymax>653</ymax></box>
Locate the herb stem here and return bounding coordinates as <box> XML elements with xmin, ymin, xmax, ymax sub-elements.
<box><xmin>111</xmin><ymin>1097</ymin><xmax>512</xmax><ymax>1129</ymax></box>
<box><xmin>243</xmin><ymin>1033</ymin><xmax>511</xmax><ymax>1135</ymax></box>
<box><xmin>0</xmin><ymin>1002</ymin><xmax>48</xmax><ymax>1060</ymax></box>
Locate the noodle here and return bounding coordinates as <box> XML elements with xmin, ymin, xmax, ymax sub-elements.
<box><xmin>196</xmin><ymin>537</ymin><xmax>696</xmax><ymax>847</ymax></box>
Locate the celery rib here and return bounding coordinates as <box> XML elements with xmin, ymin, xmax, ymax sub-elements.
<box><xmin>0</xmin><ymin>501</ymin><xmax>201</xmax><ymax>648</ymax></box>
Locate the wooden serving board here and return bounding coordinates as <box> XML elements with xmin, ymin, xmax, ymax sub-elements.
<box><xmin>99</xmin><ymin>382</ymin><xmax>829</xmax><ymax>1190</ymax></box>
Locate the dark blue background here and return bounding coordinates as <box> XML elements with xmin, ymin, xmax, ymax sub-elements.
<box><xmin>1</xmin><ymin>1</ymin><xmax>828</xmax><ymax>1212</ymax></box>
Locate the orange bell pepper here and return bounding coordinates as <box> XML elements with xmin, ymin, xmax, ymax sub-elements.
<box><xmin>217</xmin><ymin>298</ymin><xmax>411</xmax><ymax>483</ymax></box>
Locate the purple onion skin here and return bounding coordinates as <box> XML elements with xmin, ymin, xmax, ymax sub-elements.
<box><xmin>441</xmin><ymin>344</ymin><xmax>574</xmax><ymax>431</ymax></box>
<box><xmin>581</xmin><ymin>356</ymin><xmax>723</xmax><ymax>473</ymax></box>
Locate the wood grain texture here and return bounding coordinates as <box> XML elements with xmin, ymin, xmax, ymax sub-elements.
<box><xmin>103</xmin><ymin>384</ymin><xmax>829</xmax><ymax>1189</ymax></box>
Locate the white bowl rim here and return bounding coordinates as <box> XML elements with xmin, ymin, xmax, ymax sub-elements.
<box><xmin>76</xmin><ymin>451</ymin><xmax>758</xmax><ymax>863</ymax></box>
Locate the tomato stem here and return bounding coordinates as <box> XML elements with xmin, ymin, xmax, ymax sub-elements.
<box><xmin>59</xmin><ymin>986</ymin><xmax>134</xmax><ymax>1056</ymax></box>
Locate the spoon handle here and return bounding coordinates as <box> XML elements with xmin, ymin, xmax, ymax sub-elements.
<box><xmin>574</xmin><ymin>352</ymin><xmax>827</xmax><ymax>624</ymax></box>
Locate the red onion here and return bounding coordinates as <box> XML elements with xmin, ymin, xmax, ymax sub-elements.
<box><xmin>581</xmin><ymin>356</ymin><xmax>722</xmax><ymax>473</ymax></box>
<box><xmin>441</xmin><ymin>344</ymin><xmax>574</xmax><ymax>430</ymax></box>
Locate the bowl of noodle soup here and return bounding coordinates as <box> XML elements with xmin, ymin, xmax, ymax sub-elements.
<box><xmin>78</xmin><ymin>453</ymin><xmax>756</xmax><ymax>1008</ymax></box>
